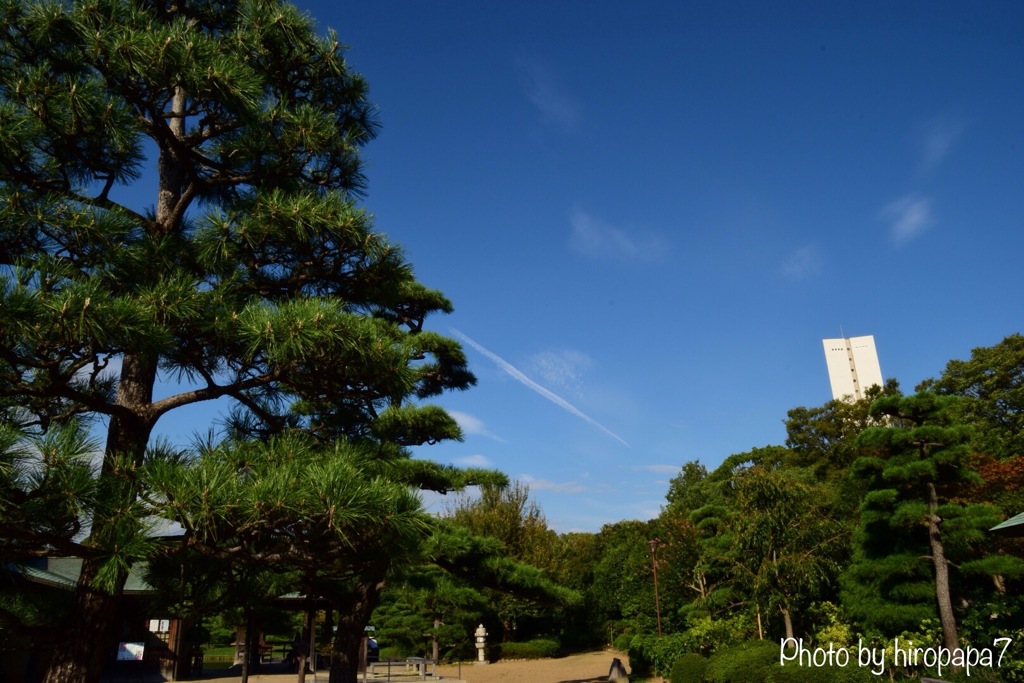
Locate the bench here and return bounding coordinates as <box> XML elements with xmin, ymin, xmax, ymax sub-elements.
<box><xmin>367</xmin><ymin>657</ymin><xmax>437</xmax><ymax>680</ymax></box>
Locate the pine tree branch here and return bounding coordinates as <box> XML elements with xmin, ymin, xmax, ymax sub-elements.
<box><xmin>0</xmin><ymin>526</ymin><xmax>99</xmax><ymax>560</ymax></box>
<box><xmin>149</xmin><ymin>372</ymin><xmax>278</xmax><ymax>419</ymax></box>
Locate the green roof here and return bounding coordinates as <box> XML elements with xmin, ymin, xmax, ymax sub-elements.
<box><xmin>990</xmin><ymin>511</ymin><xmax>1024</xmax><ymax>538</ymax></box>
<box><xmin>16</xmin><ymin>558</ymin><xmax>154</xmax><ymax>593</ymax></box>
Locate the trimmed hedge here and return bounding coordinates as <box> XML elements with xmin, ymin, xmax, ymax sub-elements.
<box><xmin>703</xmin><ymin>640</ymin><xmax>778</xmax><ymax>683</ymax></box>
<box><xmin>768</xmin><ymin>661</ymin><xmax>876</xmax><ymax>683</ymax></box>
<box><xmin>497</xmin><ymin>638</ymin><xmax>560</xmax><ymax>660</ymax></box>
<box><xmin>628</xmin><ymin>632</ymin><xmax>693</xmax><ymax>676</ymax></box>
<box><xmin>669</xmin><ymin>653</ymin><xmax>709</xmax><ymax>683</ymax></box>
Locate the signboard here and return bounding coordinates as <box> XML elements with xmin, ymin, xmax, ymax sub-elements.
<box><xmin>117</xmin><ymin>642</ymin><xmax>145</xmax><ymax>661</ymax></box>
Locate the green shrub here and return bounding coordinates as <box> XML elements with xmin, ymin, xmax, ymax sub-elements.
<box><xmin>670</xmin><ymin>653</ymin><xmax>709</xmax><ymax>683</ymax></box>
<box><xmin>941</xmin><ymin>667</ymin><xmax>1006</xmax><ymax>683</ymax></box>
<box><xmin>613</xmin><ymin>633</ymin><xmax>633</xmax><ymax>652</ymax></box>
<box><xmin>378</xmin><ymin>646</ymin><xmax>405</xmax><ymax>660</ymax></box>
<box><xmin>768</xmin><ymin>661</ymin><xmax>875</xmax><ymax>683</ymax></box>
<box><xmin>703</xmin><ymin>640</ymin><xmax>778</xmax><ymax>683</ymax></box>
<box><xmin>627</xmin><ymin>633</ymin><xmax>694</xmax><ymax>675</ymax></box>
<box><xmin>683</xmin><ymin>614</ymin><xmax>752</xmax><ymax>656</ymax></box>
<box><xmin>497</xmin><ymin>638</ymin><xmax>560</xmax><ymax>660</ymax></box>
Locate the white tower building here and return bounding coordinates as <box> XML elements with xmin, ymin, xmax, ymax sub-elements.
<box><xmin>822</xmin><ymin>335</ymin><xmax>883</xmax><ymax>402</ymax></box>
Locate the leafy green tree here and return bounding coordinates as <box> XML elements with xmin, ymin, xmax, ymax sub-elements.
<box><xmin>0</xmin><ymin>1</ymin><xmax>475</xmax><ymax>681</ymax></box>
<box><xmin>651</xmin><ymin>503</ymin><xmax>702</xmax><ymax>631</ymax></box>
<box><xmin>664</xmin><ymin>460</ymin><xmax>709</xmax><ymax>515</ymax></box>
<box><xmin>423</xmin><ymin>521</ymin><xmax>580</xmax><ymax>641</ymax></box>
<box><xmin>845</xmin><ymin>392</ymin><xmax>1006</xmax><ymax>651</ymax></box>
<box><xmin>729</xmin><ymin>465</ymin><xmax>848</xmax><ymax>641</ymax></box>
<box><xmin>359</xmin><ymin>484</ymin><xmax>582</xmax><ymax>668</ymax></box>
<box><xmin>922</xmin><ymin>333</ymin><xmax>1024</xmax><ymax>459</ymax></box>
<box><xmin>545</xmin><ymin>531</ymin><xmax>607</xmax><ymax>649</ymax></box>
<box><xmin>785</xmin><ymin>379</ymin><xmax>901</xmax><ymax>484</ymax></box>
<box><xmin>445</xmin><ymin>482</ymin><xmax>560</xmax><ymax>641</ymax></box>
<box><xmin>590</xmin><ymin>519</ymin><xmax>661</xmax><ymax>636</ymax></box>
<box><xmin>372</xmin><ymin>567</ymin><xmax>485</xmax><ymax>661</ymax></box>
<box><xmin>446</xmin><ymin>482</ymin><xmax>557</xmax><ymax>568</ymax></box>
<box><xmin>683</xmin><ymin>448</ymin><xmax>790</xmax><ymax>629</ymax></box>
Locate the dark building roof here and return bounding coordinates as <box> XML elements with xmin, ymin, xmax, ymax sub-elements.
<box><xmin>990</xmin><ymin>511</ymin><xmax>1024</xmax><ymax>538</ymax></box>
<box><xmin>13</xmin><ymin>557</ymin><xmax>154</xmax><ymax>593</ymax></box>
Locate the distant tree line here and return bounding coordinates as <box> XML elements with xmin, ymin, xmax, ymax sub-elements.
<box><xmin>370</xmin><ymin>335</ymin><xmax>1024</xmax><ymax>682</ymax></box>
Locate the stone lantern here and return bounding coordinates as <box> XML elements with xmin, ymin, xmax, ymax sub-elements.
<box><xmin>474</xmin><ymin>624</ymin><xmax>489</xmax><ymax>664</ymax></box>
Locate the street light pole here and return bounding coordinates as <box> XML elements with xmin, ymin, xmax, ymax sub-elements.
<box><xmin>648</xmin><ymin>538</ymin><xmax>662</xmax><ymax>637</ymax></box>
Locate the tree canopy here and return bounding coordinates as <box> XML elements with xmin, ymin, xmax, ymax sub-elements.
<box><xmin>0</xmin><ymin>1</ymin><xmax>485</xmax><ymax>681</ymax></box>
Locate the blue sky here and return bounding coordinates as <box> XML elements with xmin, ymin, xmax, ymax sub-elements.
<box><xmin>157</xmin><ymin>1</ymin><xmax>1024</xmax><ymax>532</ymax></box>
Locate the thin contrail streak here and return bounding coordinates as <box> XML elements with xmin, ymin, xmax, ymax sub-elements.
<box><xmin>453</xmin><ymin>329</ymin><xmax>630</xmax><ymax>448</ymax></box>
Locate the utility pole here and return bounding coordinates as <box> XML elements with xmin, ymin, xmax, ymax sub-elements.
<box><xmin>648</xmin><ymin>538</ymin><xmax>662</xmax><ymax>637</ymax></box>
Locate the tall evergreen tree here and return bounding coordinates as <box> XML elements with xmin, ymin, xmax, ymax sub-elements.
<box><xmin>844</xmin><ymin>393</ymin><xmax>1003</xmax><ymax>651</ymax></box>
<box><xmin>0</xmin><ymin>1</ymin><xmax>475</xmax><ymax>681</ymax></box>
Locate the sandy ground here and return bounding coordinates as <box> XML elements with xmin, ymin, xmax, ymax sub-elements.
<box><xmin>434</xmin><ymin>649</ymin><xmax>634</xmax><ymax>683</ymax></box>
<box><xmin>190</xmin><ymin>649</ymin><xmax>663</xmax><ymax>683</ymax></box>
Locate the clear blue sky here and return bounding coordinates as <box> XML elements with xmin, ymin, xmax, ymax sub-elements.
<box><xmin>159</xmin><ymin>1</ymin><xmax>1024</xmax><ymax>532</ymax></box>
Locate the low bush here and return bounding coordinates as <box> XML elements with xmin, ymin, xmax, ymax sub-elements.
<box><xmin>629</xmin><ymin>633</ymin><xmax>694</xmax><ymax>676</ymax></box>
<box><xmin>378</xmin><ymin>646</ymin><xmax>405</xmax><ymax>660</ymax></box>
<box><xmin>703</xmin><ymin>640</ymin><xmax>778</xmax><ymax>683</ymax></box>
<box><xmin>669</xmin><ymin>653</ymin><xmax>709</xmax><ymax>683</ymax></box>
<box><xmin>497</xmin><ymin>638</ymin><xmax>560</xmax><ymax>660</ymax></box>
<box><xmin>768</xmin><ymin>661</ymin><xmax>876</xmax><ymax>683</ymax></box>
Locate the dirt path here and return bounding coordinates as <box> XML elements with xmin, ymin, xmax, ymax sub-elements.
<box><xmin>434</xmin><ymin>649</ymin><xmax>633</xmax><ymax>683</ymax></box>
<box><xmin>192</xmin><ymin>649</ymin><xmax>656</xmax><ymax>683</ymax></box>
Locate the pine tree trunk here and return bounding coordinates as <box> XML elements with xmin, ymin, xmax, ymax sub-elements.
<box><xmin>43</xmin><ymin>353</ymin><xmax>158</xmax><ymax>683</ymax></box>
<box><xmin>928</xmin><ymin>482</ymin><xmax>960</xmax><ymax>652</ymax></box>
<box><xmin>297</xmin><ymin>606</ymin><xmax>315</xmax><ymax>683</ymax></box>
<box><xmin>42</xmin><ymin>80</ymin><xmax>176</xmax><ymax>683</ymax></box>
<box><xmin>42</xmin><ymin>559</ymin><xmax>125</xmax><ymax>683</ymax></box>
<box><xmin>328</xmin><ymin>580</ymin><xmax>385</xmax><ymax>683</ymax></box>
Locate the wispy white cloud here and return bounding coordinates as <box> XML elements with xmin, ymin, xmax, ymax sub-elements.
<box><xmin>569</xmin><ymin>206</ymin><xmax>670</xmax><ymax>263</ymax></box>
<box><xmin>453</xmin><ymin>330</ymin><xmax>630</xmax><ymax>448</ymax></box>
<box><xmin>448</xmin><ymin>410</ymin><xmax>505</xmax><ymax>442</ymax></box>
<box><xmin>517</xmin><ymin>56</ymin><xmax>579</xmax><ymax>132</ymax></box>
<box><xmin>918</xmin><ymin>118</ymin><xmax>964</xmax><ymax>173</ymax></box>
<box><xmin>780</xmin><ymin>244</ymin><xmax>822</xmax><ymax>281</ymax></box>
<box><xmin>882</xmin><ymin>194</ymin><xmax>933</xmax><ymax>246</ymax></box>
<box><xmin>454</xmin><ymin>454</ymin><xmax>493</xmax><ymax>468</ymax></box>
<box><xmin>520</xmin><ymin>474</ymin><xmax>588</xmax><ymax>494</ymax></box>
<box><xmin>527</xmin><ymin>349</ymin><xmax>592</xmax><ymax>397</ymax></box>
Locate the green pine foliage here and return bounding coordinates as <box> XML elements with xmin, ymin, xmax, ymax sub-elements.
<box><xmin>0</xmin><ymin>1</ymin><xmax>497</xmax><ymax>681</ymax></box>
<box><xmin>843</xmin><ymin>393</ymin><xmax>1004</xmax><ymax>650</ymax></box>
<box><xmin>5</xmin><ymin>0</ymin><xmax>1024</xmax><ymax>676</ymax></box>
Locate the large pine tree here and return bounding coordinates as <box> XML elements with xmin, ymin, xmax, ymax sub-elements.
<box><xmin>0</xmin><ymin>1</ymin><xmax>478</xmax><ymax>681</ymax></box>
<box><xmin>843</xmin><ymin>393</ymin><xmax>1001</xmax><ymax>651</ymax></box>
